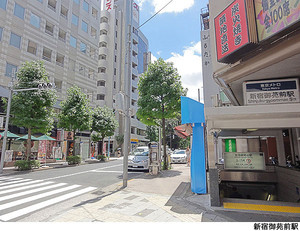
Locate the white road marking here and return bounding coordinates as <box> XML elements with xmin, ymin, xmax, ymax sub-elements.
<box><xmin>0</xmin><ymin>179</ymin><xmax>44</xmax><ymax>190</ymax></box>
<box><xmin>0</xmin><ymin>182</ymin><xmax>67</xmax><ymax>202</ymax></box>
<box><xmin>0</xmin><ymin>178</ymin><xmax>27</xmax><ymax>186</ymax></box>
<box><xmin>0</xmin><ymin>186</ymin><xmax>96</xmax><ymax>221</ymax></box>
<box><xmin>43</xmin><ymin>163</ymin><xmax>123</xmax><ymax>181</ymax></box>
<box><xmin>0</xmin><ymin>184</ymin><xmax>80</xmax><ymax>211</ymax></box>
<box><xmin>0</xmin><ymin>181</ymin><xmax>51</xmax><ymax>195</ymax></box>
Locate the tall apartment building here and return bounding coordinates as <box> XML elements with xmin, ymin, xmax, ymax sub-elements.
<box><xmin>99</xmin><ymin>0</ymin><xmax>150</xmax><ymax>151</ymax></box>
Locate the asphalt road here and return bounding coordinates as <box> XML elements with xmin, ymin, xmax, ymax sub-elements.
<box><xmin>0</xmin><ymin>159</ymin><xmax>146</xmax><ymax>222</ymax></box>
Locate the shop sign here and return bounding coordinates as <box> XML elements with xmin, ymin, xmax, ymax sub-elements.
<box><xmin>4</xmin><ymin>150</ymin><xmax>13</xmax><ymax>162</ymax></box>
<box><xmin>64</xmin><ymin>131</ymin><xmax>74</xmax><ymax>140</ymax></box>
<box><xmin>133</xmin><ymin>1</ymin><xmax>139</xmax><ymax>23</ymax></box>
<box><xmin>105</xmin><ymin>0</ymin><xmax>114</xmax><ymax>12</ymax></box>
<box><xmin>214</xmin><ymin>0</ymin><xmax>256</xmax><ymax>63</ymax></box>
<box><xmin>224</xmin><ymin>152</ymin><xmax>265</xmax><ymax>170</ymax></box>
<box><xmin>225</xmin><ymin>139</ymin><xmax>237</xmax><ymax>152</ymax></box>
<box><xmin>243</xmin><ymin>78</ymin><xmax>300</xmax><ymax>105</ymax></box>
<box><xmin>201</xmin><ymin>30</ymin><xmax>212</xmax><ymax>68</ymax></box>
<box><xmin>131</xmin><ymin>138</ymin><xmax>138</xmax><ymax>144</ymax></box>
<box><xmin>254</xmin><ymin>0</ymin><xmax>300</xmax><ymax>41</ymax></box>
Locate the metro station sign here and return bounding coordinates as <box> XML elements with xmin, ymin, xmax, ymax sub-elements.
<box><xmin>214</xmin><ymin>0</ymin><xmax>258</xmax><ymax>63</ymax></box>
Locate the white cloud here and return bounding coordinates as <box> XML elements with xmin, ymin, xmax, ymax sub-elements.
<box><xmin>136</xmin><ymin>0</ymin><xmax>195</xmax><ymax>14</ymax></box>
<box><xmin>166</xmin><ymin>41</ymin><xmax>203</xmax><ymax>101</ymax></box>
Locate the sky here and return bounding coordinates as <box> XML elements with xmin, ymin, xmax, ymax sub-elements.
<box><xmin>136</xmin><ymin>0</ymin><xmax>209</xmax><ymax>101</ymax></box>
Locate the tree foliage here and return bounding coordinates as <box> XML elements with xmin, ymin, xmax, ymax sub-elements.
<box><xmin>145</xmin><ymin>125</ymin><xmax>158</xmax><ymax>142</ymax></box>
<box><xmin>137</xmin><ymin>58</ymin><xmax>186</xmax><ymax>169</ymax></box>
<box><xmin>6</xmin><ymin>61</ymin><xmax>57</xmax><ymax>157</ymax></box>
<box><xmin>58</xmin><ymin>86</ymin><xmax>91</xmax><ymax>154</ymax></box>
<box><xmin>91</xmin><ymin>106</ymin><xmax>118</xmax><ymax>155</ymax></box>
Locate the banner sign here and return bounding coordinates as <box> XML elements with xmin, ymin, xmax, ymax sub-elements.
<box><xmin>214</xmin><ymin>0</ymin><xmax>250</xmax><ymax>62</ymax></box>
<box><xmin>4</xmin><ymin>150</ymin><xmax>13</xmax><ymax>162</ymax></box>
<box><xmin>243</xmin><ymin>78</ymin><xmax>300</xmax><ymax>105</ymax></box>
<box><xmin>254</xmin><ymin>0</ymin><xmax>300</xmax><ymax>41</ymax></box>
<box><xmin>133</xmin><ymin>1</ymin><xmax>139</xmax><ymax>23</ymax></box>
<box><xmin>224</xmin><ymin>152</ymin><xmax>265</xmax><ymax>170</ymax></box>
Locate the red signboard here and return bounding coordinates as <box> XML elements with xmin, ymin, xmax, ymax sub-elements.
<box><xmin>214</xmin><ymin>0</ymin><xmax>251</xmax><ymax>63</ymax></box>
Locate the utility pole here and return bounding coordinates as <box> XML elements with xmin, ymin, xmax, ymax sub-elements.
<box><xmin>0</xmin><ymin>71</ymin><xmax>14</xmax><ymax>174</ymax></box>
<box><xmin>122</xmin><ymin>0</ymin><xmax>133</xmax><ymax>188</ymax></box>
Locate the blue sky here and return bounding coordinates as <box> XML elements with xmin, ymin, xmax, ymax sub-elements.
<box><xmin>136</xmin><ymin>0</ymin><xmax>209</xmax><ymax>100</ymax></box>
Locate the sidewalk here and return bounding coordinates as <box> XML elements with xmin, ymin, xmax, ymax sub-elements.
<box><xmin>47</xmin><ymin>164</ymin><xmax>230</xmax><ymax>222</ymax></box>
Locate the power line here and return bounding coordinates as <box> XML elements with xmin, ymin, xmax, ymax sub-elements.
<box><xmin>137</xmin><ymin>0</ymin><xmax>175</xmax><ymax>30</ymax></box>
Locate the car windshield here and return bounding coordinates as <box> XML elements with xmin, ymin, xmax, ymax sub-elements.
<box><xmin>131</xmin><ymin>149</ymin><xmax>149</xmax><ymax>156</ymax></box>
<box><xmin>174</xmin><ymin>150</ymin><xmax>185</xmax><ymax>154</ymax></box>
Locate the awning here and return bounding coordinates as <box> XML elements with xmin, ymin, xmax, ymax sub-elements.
<box><xmin>174</xmin><ymin>124</ymin><xmax>193</xmax><ymax>139</ymax></box>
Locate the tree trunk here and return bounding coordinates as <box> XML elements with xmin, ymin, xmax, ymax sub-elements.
<box><xmin>26</xmin><ymin>128</ymin><xmax>32</xmax><ymax>160</ymax></box>
<box><xmin>162</xmin><ymin>117</ymin><xmax>168</xmax><ymax>170</ymax></box>
<box><xmin>73</xmin><ymin>129</ymin><xmax>76</xmax><ymax>156</ymax></box>
<box><xmin>100</xmin><ymin>137</ymin><xmax>104</xmax><ymax>155</ymax></box>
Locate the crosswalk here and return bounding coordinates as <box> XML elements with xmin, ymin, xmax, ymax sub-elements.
<box><xmin>0</xmin><ymin>176</ymin><xmax>96</xmax><ymax>221</ymax></box>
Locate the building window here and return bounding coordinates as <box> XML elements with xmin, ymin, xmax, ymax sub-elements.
<box><xmin>115</xmin><ymin>55</ymin><xmax>117</xmax><ymax>62</ymax></box>
<box><xmin>30</xmin><ymin>13</ymin><xmax>40</xmax><ymax>28</ymax></box>
<box><xmin>70</xmin><ymin>35</ymin><xmax>77</xmax><ymax>48</ymax></box>
<box><xmin>72</xmin><ymin>14</ymin><xmax>78</xmax><ymax>26</ymax></box>
<box><xmin>10</xmin><ymin>32</ymin><xmax>21</xmax><ymax>49</ymax></box>
<box><xmin>88</xmin><ymin>69</ymin><xmax>94</xmax><ymax>79</ymax></box>
<box><xmin>73</xmin><ymin>0</ymin><xmax>79</xmax><ymax>4</ymax></box>
<box><xmin>37</xmin><ymin>0</ymin><xmax>43</xmax><ymax>3</ymax></box>
<box><xmin>0</xmin><ymin>27</ymin><xmax>3</xmax><ymax>41</ymax></box>
<box><xmin>5</xmin><ymin>63</ymin><xmax>17</xmax><ymax>77</ymax></box>
<box><xmin>60</xmin><ymin>5</ymin><xmax>68</xmax><ymax>18</ymax></box>
<box><xmin>0</xmin><ymin>0</ymin><xmax>7</xmax><ymax>10</ymax></box>
<box><xmin>116</xmin><ymin>19</ymin><xmax>118</xmax><ymax>26</ymax></box>
<box><xmin>42</xmin><ymin>47</ymin><xmax>52</xmax><ymax>62</ymax></box>
<box><xmin>79</xmin><ymin>64</ymin><xmax>85</xmax><ymax>75</ymax></box>
<box><xmin>68</xmin><ymin>58</ymin><xmax>75</xmax><ymax>71</ymax></box>
<box><xmin>81</xmin><ymin>20</ymin><xmax>88</xmax><ymax>33</ymax></box>
<box><xmin>131</xmin><ymin>127</ymin><xmax>135</xmax><ymax>134</ymax></box>
<box><xmin>54</xmin><ymin>79</ymin><xmax>62</xmax><ymax>92</ymax></box>
<box><xmin>56</xmin><ymin>53</ymin><xmax>64</xmax><ymax>67</ymax></box>
<box><xmin>114</xmin><ymin>68</ymin><xmax>116</xmax><ymax>75</ymax></box>
<box><xmin>58</xmin><ymin>29</ymin><xmax>66</xmax><ymax>42</ymax></box>
<box><xmin>99</xmin><ymin>54</ymin><xmax>106</xmax><ymax>60</ymax></box>
<box><xmin>100</xmin><ymin>29</ymin><xmax>107</xmax><ymax>35</ymax></box>
<box><xmin>48</xmin><ymin>0</ymin><xmax>56</xmax><ymax>11</ymax></box>
<box><xmin>99</xmin><ymin>42</ymin><xmax>107</xmax><ymax>47</ymax></box>
<box><xmin>91</xmin><ymin>26</ymin><xmax>97</xmax><ymax>38</ymax></box>
<box><xmin>14</xmin><ymin>3</ymin><xmax>25</xmax><ymax>20</ymax></box>
<box><xmin>27</xmin><ymin>40</ymin><xmax>37</xmax><ymax>55</ymax></box>
<box><xmin>45</xmin><ymin>21</ymin><xmax>54</xmax><ymax>36</ymax></box>
<box><xmin>97</xmin><ymin>94</ymin><xmax>105</xmax><ymax>100</ymax></box>
<box><xmin>115</xmin><ymin>43</ymin><xmax>117</xmax><ymax>50</ymax></box>
<box><xmin>92</xmin><ymin>7</ymin><xmax>97</xmax><ymax>19</ymax></box>
<box><xmin>90</xmin><ymin>47</ymin><xmax>96</xmax><ymax>59</ymax></box>
<box><xmin>80</xmin><ymin>42</ymin><xmax>86</xmax><ymax>53</ymax></box>
<box><xmin>97</xmin><ymin>80</ymin><xmax>105</xmax><ymax>87</ymax></box>
<box><xmin>98</xmin><ymin>67</ymin><xmax>106</xmax><ymax>73</ymax></box>
<box><xmin>100</xmin><ymin>16</ymin><xmax>108</xmax><ymax>23</ymax></box>
<box><xmin>83</xmin><ymin>1</ymin><xmax>89</xmax><ymax>12</ymax></box>
<box><xmin>114</xmin><ymin>81</ymin><xmax>116</xmax><ymax>89</ymax></box>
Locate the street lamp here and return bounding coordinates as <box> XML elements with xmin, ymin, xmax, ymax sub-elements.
<box><xmin>0</xmin><ymin>72</ymin><xmax>55</xmax><ymax>174</ymax></box>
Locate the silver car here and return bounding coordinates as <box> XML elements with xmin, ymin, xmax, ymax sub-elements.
<box><xmin>128</xmin><ymin>146</ymin><xmax>149</xmax><ymax>171</ymax></box>
<box><xmin>171</xmin><ymin>150</ymin><xmax>187</xmax><ymax>163</ymax></box>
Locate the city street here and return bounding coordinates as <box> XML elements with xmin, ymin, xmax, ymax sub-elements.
<box><xmin>0</xmin><ymin>159</ymin><xmax>144</xmax><ymax>222</ymax></box>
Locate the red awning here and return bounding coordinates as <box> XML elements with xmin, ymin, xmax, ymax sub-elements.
<box><xmin>174</xmin><ymin>124</ymin><xmax>193</xmax><ymax>139</ymax></box>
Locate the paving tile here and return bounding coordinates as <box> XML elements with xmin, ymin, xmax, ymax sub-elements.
<box><xmin>134</xmin><ymin>208</ymin><xmax>155</xmax><ymax>217</ymax></box>
<box><xmin>124</xmin><ymin>195</ymin><xmax>139</xmax><ymax>200</ymax></box>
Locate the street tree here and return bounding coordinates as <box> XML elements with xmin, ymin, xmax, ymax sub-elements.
<box><xmin>137</xmin><ymin>58</ymin><xmax>186</xmax><ymax>170</ymax></box>
<box><xmin>58</xmin><ymin>86</ymin><xmax>92</xmax><ymax>155</ymax></box>
<box><xmin>4</xmin><ymin>61</ymin><xmax>57</xmax><ymax>159</ymax></box>
<box><xmin>91</xmin><ymin>106</ymin><xmax>118</xmax><ymax>155</ymax></box>
<box><xmin>145</xmin><ymin>125</ymin><xmax>158</xmax><ymax>142</ymax></box>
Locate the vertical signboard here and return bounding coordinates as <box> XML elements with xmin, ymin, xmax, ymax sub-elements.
<box><xmin>254</xmin><ymin>0</ymin><xmax>300</xmax><ymax>41</ymax></box>
<box><xmin>214</xmin><ymin>0</ymin><xmax>257</xmax><ymax>63</ymax></box>
<box><xmin>225</xmin><ymin>139</ymin><xmax>237</xmax><ymax>152</ymax></box>
<box><xmin>201</xmin><ymin>30</ymin><xmax>212</xmax><ymax>69</ymax></box>
<box><xmin>133</xmin><ymin>1</ymin><xmax>139</xmax><ymax>23</ymax></box>
<box><xmin>105</xmin><ymin>0</ymin><xmax>114</xmax><ymax>12</ymax></box>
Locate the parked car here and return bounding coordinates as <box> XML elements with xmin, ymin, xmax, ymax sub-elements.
<box><xmin>170</xmin><ymin>150</ymin><xmax>187</xmax><ymax>164</ymax></box>
<box><xmin>128</xmin><ymin>146</ymin><xmax>149</xmax><ymax>171</ymax></box>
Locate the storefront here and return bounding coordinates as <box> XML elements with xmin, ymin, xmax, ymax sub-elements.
<box><xmin>206</xmin><ymin>0</ymin><xmax>300</xmax><ymax>206</ymax></box>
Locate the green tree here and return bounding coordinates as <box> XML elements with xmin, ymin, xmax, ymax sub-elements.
<box><xmin>145</xmin><ymin>125</ymin><xmax>158</xmax><ymax>142</ymax></box>
<box><xmin>5</xmin><ymin>61</ymin><xmax>56</xmax><ymax>159</ymax></box>
<box><xmin>137</xmin><ymin>58</ymin><xmax>186</xmax><ymax>170</ymax></box>
<box><xmin>91</xmin><ymin>106</ymin><xmax>118</xmax><ymax>155</ymax></box>
<box><xmin>58</xmin><ymin>86</ymin><xmax>92</xmax><ymax>155</ymax></box>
